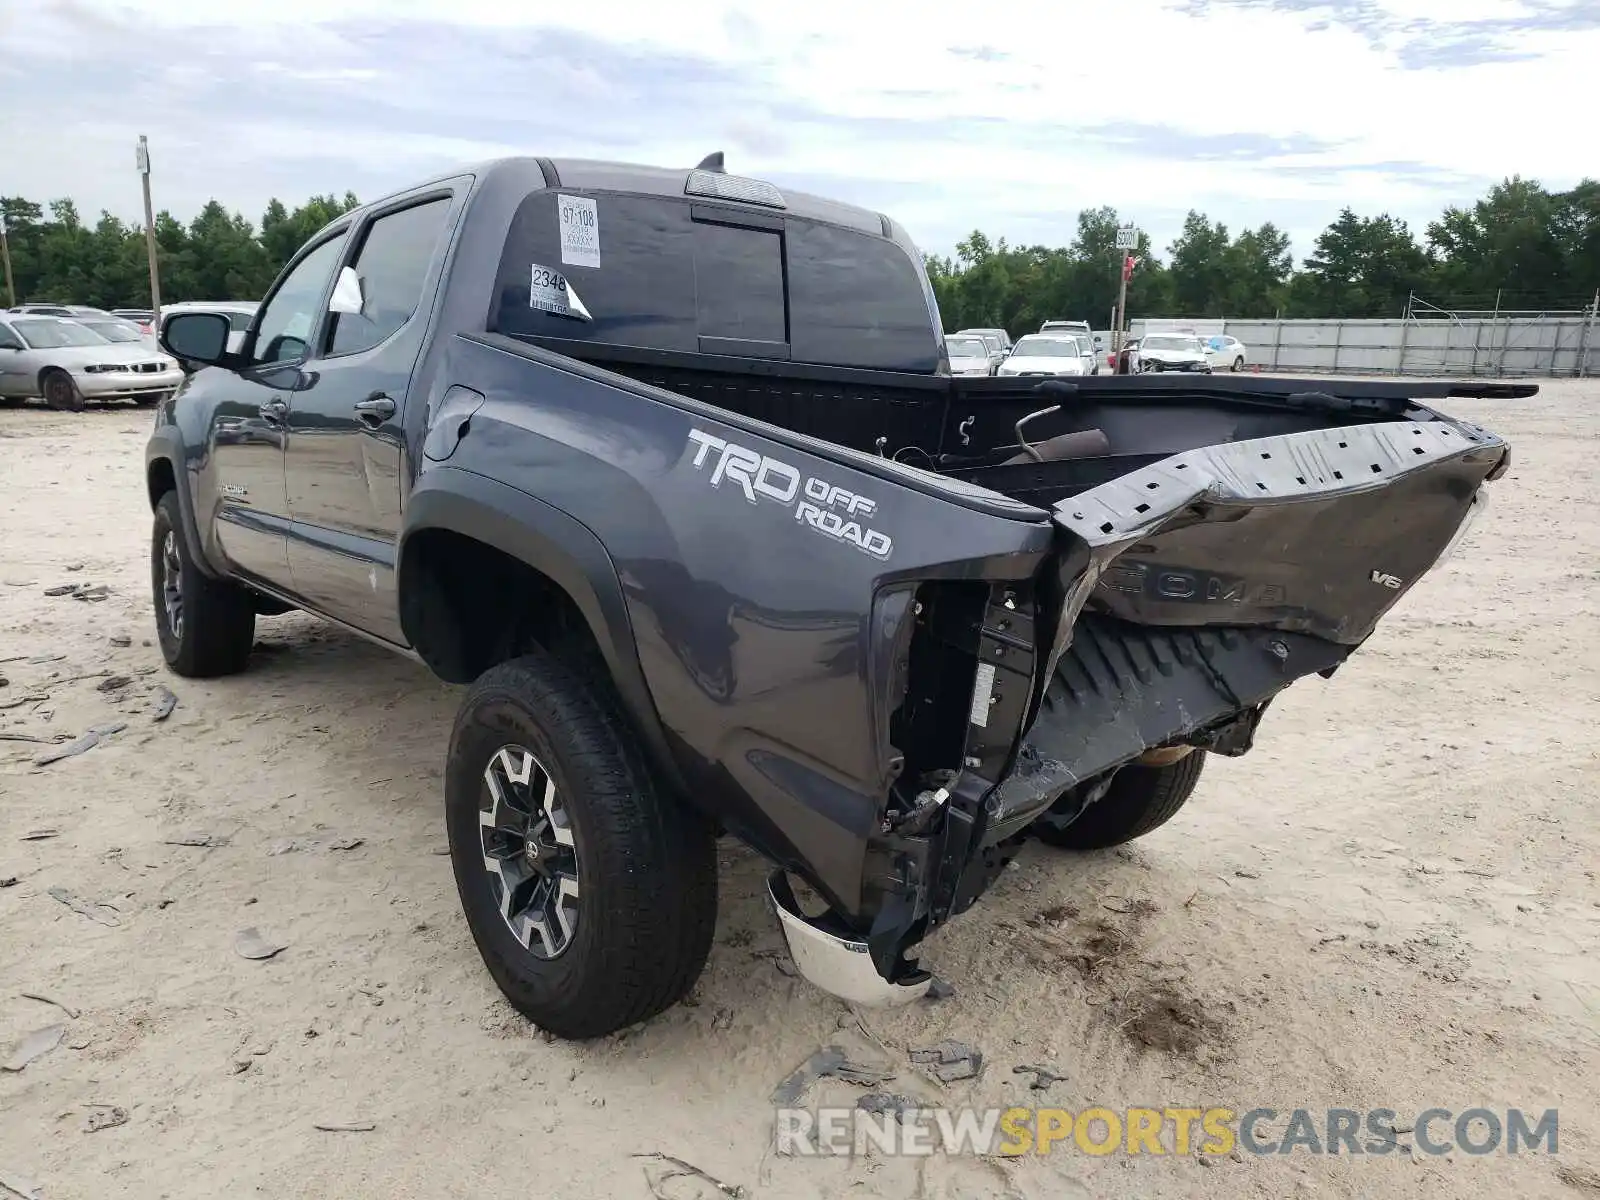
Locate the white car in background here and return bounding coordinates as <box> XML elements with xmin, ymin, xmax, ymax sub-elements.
<box><xmin>1204</xmin><ymin>334</ymin><xmax>1249</xmax><ymax>372</ymax></box>
<box><xmin>995</xmin><ymin>333</ymin><xmax>1088</xmax><ymax>377</ymax></box>
<box><xmin>0</xmin><ymin>315</ymin><xmax>182</xmax><ymax>411</ymax></box>
<box><xmin>1136</xmin><ymin>334</ymin><xmax>1213</xmax><ymax>373</ymax></box>
<box><xmin>945</xmin><ymin>333</ymin><xmax>996</xmax><ymax>376</ymax></box>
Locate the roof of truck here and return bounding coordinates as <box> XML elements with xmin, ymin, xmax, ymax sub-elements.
<box><xmin>346</xmin><ymin>155</ymin><xmax>896</xmax><ymax>242</ymax></box>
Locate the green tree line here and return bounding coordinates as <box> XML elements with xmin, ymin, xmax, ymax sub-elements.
<box><xmin>927</xmin><ymin>176</ymin><xmax>1600</xmax><ymax>335</ymax></box>
<box><xmin>3</xmin><ymin>176</ymin><xmax>1597</xmax><ymax>330</ymax></box>
<box><xmin>0</xmin><ymin>192</ymin><xmax>361</xmax><ymax>309</ymax></box>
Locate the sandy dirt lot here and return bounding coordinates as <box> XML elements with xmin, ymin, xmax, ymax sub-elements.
<box><xmin>1</xmin><ymin>382</ymin><xmax>1597</xmax><ymax>1200</ymax></box>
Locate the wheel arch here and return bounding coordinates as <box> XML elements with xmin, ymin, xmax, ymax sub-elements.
<box><xmin>145</xmin><ymin>432</ymin><xmax>219</xmax><ymax>579</ymax></box>
<box><xmin>398</xmin><ymin>468</ymin><xmax>686</xmax><ymax>795</ymax></box>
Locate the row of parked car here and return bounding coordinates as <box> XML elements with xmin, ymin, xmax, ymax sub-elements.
<box><xmin>945</xmin><ymin>321</ymin><xmax>1251</xmax><ymax>378</ymax></box>
<box><xmin>0</xmin><ymin>299</ymin><xmax>258</xmax><ymax>411</ymax></box>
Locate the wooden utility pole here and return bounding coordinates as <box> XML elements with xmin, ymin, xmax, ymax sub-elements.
<box><xmin>1113</xmin><ymin>224</ymin><xmax>1138</xmax><ymax>371</ymax></box>
<box><xmin>0</xmin><ymin>209</ymin><xmax>15</xmax><ymax>308</ymax></box>
<box><xmin>137</xmin><ymin>136</ymin><xmax>162</xmax><ymax>331</ymax></box>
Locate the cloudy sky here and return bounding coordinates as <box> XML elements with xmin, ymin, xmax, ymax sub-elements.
<box><xmin>1</xmin><ymin>0</ymin><xmax>1591</xmax><ymax>261</ymax></box>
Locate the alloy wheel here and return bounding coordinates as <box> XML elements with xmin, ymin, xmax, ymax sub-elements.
<box><xmin>161</xmin><ymin>530</ymin><xmax>184</xmax><ymax>640</ymax></box>
<box><xmin>479</xmin><ymin>745</ymin><xmax>580</xmax><ymax>959</ymax></box>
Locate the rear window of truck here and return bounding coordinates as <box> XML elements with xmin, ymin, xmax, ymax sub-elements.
<box><xmin>491</xmin><ymin>190</ymin><xmax>940</xmax><ymax>373</ymax></box>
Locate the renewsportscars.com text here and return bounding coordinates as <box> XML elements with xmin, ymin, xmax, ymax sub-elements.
<box><xmin>775</xmin><ymin>1106</ymin><xmax>1560</xmax><ymax>1158</ymax></box>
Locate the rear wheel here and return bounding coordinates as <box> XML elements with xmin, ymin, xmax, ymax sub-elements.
<box><xmin>151</xmin><ymin>491</ymin><xmax>256</xmax><ymax>677</ymax></box>
<box><xmin>1031</xmin><ymin>752</ymin><xmax>1206</xmax><ymax>851</ymax></box>
<box><xmin>446</xmin><ymin>650</ymin><xmax>718</xmax><ymax>1039</ymax></box>
<box><xmin>40</xmin><ymin>370</ymin><xmax>85</xmax><ymax>412</ymax></box>
<box><xmin>1232</xmin><ymin>356</ymin><xmax>1245</xmax><ymax>372</ymax></box>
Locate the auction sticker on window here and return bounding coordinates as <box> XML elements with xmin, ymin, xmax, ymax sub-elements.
<box><xmin>557</xmin><ymin>194</ymin><xmax>600</xmax><ymax>268</ymax></box>
<box><xmin>529</xmin><ymin>264</ymin><xmax>592</xmax><ymax>321</ymax></box>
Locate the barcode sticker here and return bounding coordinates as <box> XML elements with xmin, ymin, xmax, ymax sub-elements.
<box><xmin>557</xmin><ymin>194</ymin><xmax>600</xmax><ymax>268</ymax></box>
<box><xmin>969</xmin><ymin>661</ymin><xmax>997</xmax><ymax>728</ymax></box>
<box><xmin>529</xmin><ymin>264</ymin><xmax>591</xmax><ymax>321</ymax></box>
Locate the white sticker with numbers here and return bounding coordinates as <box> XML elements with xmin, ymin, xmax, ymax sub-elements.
<box><xmin>529</xmin><ymin>264</ymin><xmax>592</xmax><ymax>321</ymax></box>
<box><xmin>557</xmin><ymin>194</ymin><xmax>600</xmax><ymax>268</ymax></box>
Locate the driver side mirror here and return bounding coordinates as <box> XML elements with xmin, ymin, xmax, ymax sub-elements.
<box><xmin>161</xmin><ymin>312</ymin><xmax>231</xmax><ymax>367</ymax></box>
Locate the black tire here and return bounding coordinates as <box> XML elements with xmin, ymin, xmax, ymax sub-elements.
<box><xmin>446</xmin><ymin>651</ymin><xmax>718</xmax><ymax>1039</ymax></box>
<box><xmin>40</xmin><ymin>370</ymin><xmax>85</xmax><ymax>412</ymax></box>
<box><xmin>1232</xmin><ymin>357</ymin><xmax>1245</xmax><ymax>372</ymax></box>
<box><xmin>150</xmin><ymin>491</ymin><xmax>256</xmax><ymax>677</ymax></box>
<box><xmin>1032</xmin><ymin>751</ymin><xmax>1206</xmax><ymax>851</ymax></box>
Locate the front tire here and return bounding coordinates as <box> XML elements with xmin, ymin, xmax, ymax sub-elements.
<box><xmin>1032</xmin><ymin>752</ymin><xmax>1206</xmax><ymax>850</ymax></box>
<box><xmin>41</xmin><ymin>370</ymin><xmax>85</xmax><ymax>412</ymax></box>
<box><xmin>446</xmin><ymin>651</ymin><xmax>718</xmax><ymax>1039</ymax></box>
<box><xmin>1232</xmin><ymin>357</ymin><xmax>1245</xmax><ymax>372</ymax></box>
<box><xmin>151</xmin><ymin>491</ymin><xmax>256</xmax><ymax>677</ymax></box>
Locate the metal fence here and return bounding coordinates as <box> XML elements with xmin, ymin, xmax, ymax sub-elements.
<box><xmin>1128</xmin><ymin>295</ymin><xmax>1600</xmax><ymax>377</ymax></box>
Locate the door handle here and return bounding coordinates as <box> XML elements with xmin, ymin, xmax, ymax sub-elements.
<box><xmin>259</xmin><ymin>398</ymin><xmax>288</xmax><ymax>422</ymax></box>
<box><xmin>354</xmin><ymin>394</ymin><xmax>396</xmax><ymax>425</ymax></box>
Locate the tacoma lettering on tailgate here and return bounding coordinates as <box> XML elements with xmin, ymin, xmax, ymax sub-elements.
<box><xmin>687</xmin><ymin>429</ymin><xmax>893</xmax><ymax>561</ymax></box>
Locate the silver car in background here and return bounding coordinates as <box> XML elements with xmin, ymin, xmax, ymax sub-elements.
<box><xmin>72</xmin><ymin>314</ymin><xmax>159</xmax><ymax>350</ymax></box>
<box><xmin>0</xmin><ymin>315</ymin><xmax>183</xmax><ymax>411</ymax></box>
<box><xmin>945</xmin><ymin>333</ymin><xmax>996</xmax><ymax>376</ymax></box>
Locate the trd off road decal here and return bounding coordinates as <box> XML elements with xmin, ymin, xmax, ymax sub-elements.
<box><xmin>687</xmin><ymin>429</ymin><xmax>893</xmax><ymax>561</ymax></box>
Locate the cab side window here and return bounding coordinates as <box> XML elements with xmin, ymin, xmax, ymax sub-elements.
<box><xmin>326</xmin><ymin>198</ymin><xmax>452</xmax><ymax>358</ymax></box>
<box><xmin>0</xmin><ymin>324</ymin><xmax>22</xmax><ymax>350</ymax></box>
<box><xmin>251</xmin><ymin>233</ymin><xmax>349</xmax><ymax>366</ymax></box>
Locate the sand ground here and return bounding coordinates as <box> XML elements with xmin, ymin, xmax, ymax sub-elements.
<box><xmin>1</xmin><ymin>381</ymin><xmax>1596</xmax><ymax>1200</ymax></box>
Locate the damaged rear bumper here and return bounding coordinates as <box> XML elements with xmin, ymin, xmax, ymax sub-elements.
<box><xmin>772</xmin><ymin>413</ymin><xmax>1510</xmax><ymax>1004</ymax></box>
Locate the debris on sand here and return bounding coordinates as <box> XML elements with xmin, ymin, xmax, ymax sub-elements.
<box><xmin>0</xmin><ymin>878</ymin><xmax>16</xmax><ymax>889</ymax></box>
<box><xmin>83</xmin><ymin>1105</ymin><xmax>129</xmax><ymax>1133</ymax></box>
<box><xmin>234</xmin><ymin>927</ymin><xmax>287</xmax><ymax>961</ymax></box>
<box><xmin>1112</xmin><ymin>986</ymin><xmax>1218</xmax><ymax>1056</ymax></box>
<box><xmin>0</xmin><ymin>1165</ymin><xmax>43</xmax><ymax>1200</ymax></box>
<box><xmin>163</xmin><ymin>833</ymin><xmax>226</xmax><ymax>848</ymax></box>
<box><xmin>43</xmin><ymin>584</ymin><xmax>81</xmax><ymax>597</ymax></box>
<box><xmin>109</xmin><ymin>635</ymin><xmax>132</xmax><ymax>648</ymax></box>
<box><xmin>96</xmin><ymin>676</ymin><xmax>132</xmax><ymax>693</ymax></box>
<box><xmin>770</xmin><ymin>1045</ymin><xmax>895</xmax><ymax>1105</ymax></box>
<box><xmin>47</xmin><ymin>887</ymin><xmax>121</xmax><ymax>927</ymax></box>
<box><xmin>633</xmin><ymin>1152</ymin><xmax>745</xmax><ymax>1198</ymax></box>
<box><xmin>1554</xmin><ymin>1164</ymin><xmax>1600</xmax><ymax>1193</ymax></box>
<box><xmin>910</xmin><ymin>1040</ymin><xmax>985</xmax><ymax>1084</ymax></box>
<box><xmin>19</xmin><ymin>991</ymin><xmax>80</xmax><ymax>1020</ymax></box>
<box><xmin>151</xmin><ymin>687</ymin><xmax>178</xmax><ymax>722</ymax></box>
<box><xmin>313</xmin><ymin>1121</ymin><xmax>376</xmax><ymax>1133</ymax></box>
<box><xmin>19</xmin><ymin>829</ymin><xmax>59</xmax><ymax>842</ymax></box>
<box><xmin>34</xmin><ymin>722</ymin><xmax>126</xmax><ymax>767</ymax></box>
<box><xmin>856</xmin><ymin>1092</ymin><xmax>917</xmax><ymax>1122</ymax></box>
<box><xmin>327</xmin><ymin>837</ymin><xmax>364</xmax><ymax>852</ymax></box>
<box><xmin>72</xmin><ymin>585</ymin><xmax>111</xmax><ymax>603</ymax></box>
<box><xmin>3</xmin><ymin>1025</ymin><xmax>65</xmax><ymax>1073</ymax></box>
<box><xmin>1012</xmin><ymin>1064</ymin><xmax>1067</xmax><ymax>1091</ymax></box>
<box><xmin>924</xmin><ymin>976</ymin><xmax>956</xmax><ymax>1002</ymax></box>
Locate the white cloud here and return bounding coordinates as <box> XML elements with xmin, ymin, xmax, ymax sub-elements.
<box><xmin>0</xmin><ymin>0</ymin><xmax>1591</xmax><ymax>260</ymax></box>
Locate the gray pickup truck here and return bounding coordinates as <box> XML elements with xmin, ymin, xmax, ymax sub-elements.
<box><xmin>148</xmin><ymin>153</ymin><xmax>1519</xmax><ymax>1039</ymax></box>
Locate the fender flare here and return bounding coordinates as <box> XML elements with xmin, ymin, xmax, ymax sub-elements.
<box><xmin>144</xmin><ymin>429</ymin><xmax>220</xmax><ymax>579</ymax></box>
<box><xmin>397</xmin><ymin>467</ymin><xmax>686</xmax><ymax>794</ymax></box>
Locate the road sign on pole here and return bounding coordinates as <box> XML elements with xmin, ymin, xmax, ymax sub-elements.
<box><xmin>1112</xmin><ymin>225</ymin><xmax>1139</xmax><ymax>366</ymax></box>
